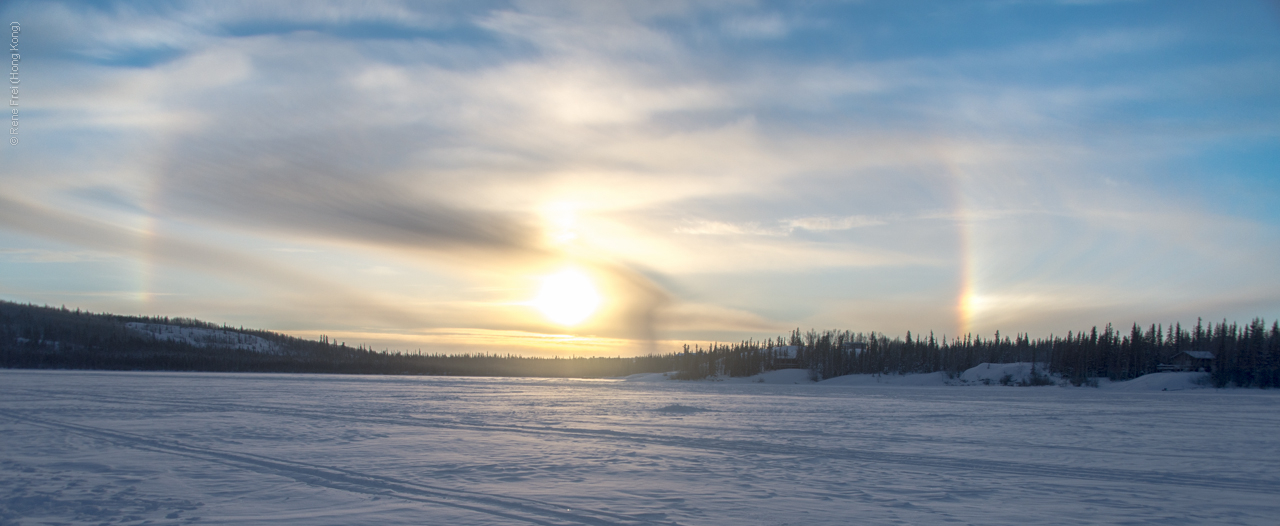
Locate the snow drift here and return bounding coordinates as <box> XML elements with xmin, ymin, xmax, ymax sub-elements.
<box><xmin>957</xmin><ymin>362</ymin><xmax>1053</xmax><ymax>386</ymax></box>
<box><xmin>1103</xmin><ymin>371</ymin><xmax>1210</xmax><ymax>391</ymax></box>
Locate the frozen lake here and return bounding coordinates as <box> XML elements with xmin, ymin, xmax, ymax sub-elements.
<box><xmin>2</xmin><ymin>370</ymin><xmax>1279</xmax><ymax>525</ymax></box>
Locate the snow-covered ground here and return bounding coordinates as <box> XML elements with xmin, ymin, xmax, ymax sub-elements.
<box><xmin>2</xmin><ymin>370</ymin><xmax>1278</xmax><ymax>525</ymax></box>
<box><xmin>627</xmin><ymin>364</ymin><xmax>1215</xmax><ymax>391</ymax></box>
<box><xmin>623</xmin><ymin>369</ymin><xmax>817</xmax><ymax>384</ymax></box>
<box><xmin>819</xmin><ymin>370</ymin><xmax>952</xmax><ymax>386</ymax></box>
<box><xmin>125</xmin><ymin>322</ymin><xmax>279</xmax><ymax>353</ymax></box>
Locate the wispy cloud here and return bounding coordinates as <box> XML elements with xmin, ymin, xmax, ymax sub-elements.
<box><xmin>0</xmin><ymin>248</ymin><xmax>112</xmax><ymax>263</ymax></box>
<box><xmin>2</xmin><ymin>0</ymin><xmax>1277</xmax><ymax>347</ymax></box>
<box><xmin>675</xmin><ymin>215</ymin><xmax>886</xmax><ymax>236</ymax></box>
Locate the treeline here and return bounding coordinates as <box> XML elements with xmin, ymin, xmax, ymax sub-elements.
<box><xmin>0</xmin><ymin>301</ymin><xmax>677</xmax><ymax>377</ymax></box>
<box><xmin>672</xmin><ymin>320</ymin><xmax>1280</xmax><ymax>388</ymax></box>
<box><xmin>4</xmin><ymin>301</ymin><xmax>1279</xmax><ymax>387</ymax></box>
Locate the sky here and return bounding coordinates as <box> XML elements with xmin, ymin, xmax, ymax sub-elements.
<box><xmin>1</xmin><ymin>0</ymin><xmax>1278</xmax><ymax>357</ymax></box>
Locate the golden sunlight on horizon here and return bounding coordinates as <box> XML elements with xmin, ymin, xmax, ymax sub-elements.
<box><xmin>531</xmin><ymin>268</ymin><xmax>602</xmax><ymax>327</ymax></box>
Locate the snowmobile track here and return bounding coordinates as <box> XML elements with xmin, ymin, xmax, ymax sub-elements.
<box><xmin>0</xmin><ymin>410</ymin><xmax>680</xmax><ymax>526</ymax></box>
<box><xmin>11</xmin><ymin>390</ymin><xmax>1280</xmax><ymax>496</ymax></box>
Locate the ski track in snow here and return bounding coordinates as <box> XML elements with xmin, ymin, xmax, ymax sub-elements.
<box><xmin>8</xmin><ymin>389</ymin><xmax>1274</xmax><ymax>494</ymax></box>
<box><xmin>2</xmin><ymin>411</ymin><xmax>663</xmax><ymax>526</ymax></box>
<box><xmin>3</xmin><ymin>370</ymin><xmax>1279</xmax><ymax>525</ymax></box>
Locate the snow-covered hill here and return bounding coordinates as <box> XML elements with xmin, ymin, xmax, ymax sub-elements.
<box><xmin>125</xmin><ymin>322</ymin><xmax>279</xmax><ymax>353</ymax></box>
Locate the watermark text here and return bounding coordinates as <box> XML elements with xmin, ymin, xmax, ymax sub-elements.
<box><xmin>9</xmin><ymin>22</ymin><xmax>18</xmax><ymax>145</ymax></box>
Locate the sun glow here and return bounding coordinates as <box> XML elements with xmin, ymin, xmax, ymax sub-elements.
<box><xmin>532</xmin><ymin>268</ymin><xmax>602</xmax><ymax>326</ymax></box>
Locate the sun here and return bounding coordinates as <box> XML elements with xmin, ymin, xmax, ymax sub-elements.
<box><xmin>532</xmin><ymin>268</ymin><xmax>602</xmax><ymax>326</ymax></box>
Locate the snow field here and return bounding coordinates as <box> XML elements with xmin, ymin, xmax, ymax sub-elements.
<box><xmin>2</xmin><ymin>370</ymin><xmax>1278</xmax><ymax>525</ymax></box>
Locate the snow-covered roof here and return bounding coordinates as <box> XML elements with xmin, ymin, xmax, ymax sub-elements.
<box><xmin>1181</xmin><ymin>351</ymin><xmax>1214</xmax><ymax>360</ymax></box>
<box><xmin>769</xmin><ymin>345</ymin><xmax>800</xmax><ymax>358</ymax></box>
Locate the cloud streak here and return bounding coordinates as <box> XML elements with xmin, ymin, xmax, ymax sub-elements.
<box><xmin>2</xmin><ymin>0</ymin><xmax>1278</xmax><ymax>350</ymax></box>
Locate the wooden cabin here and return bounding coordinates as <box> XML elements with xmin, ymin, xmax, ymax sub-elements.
<box><xmin>770</xmin><ymin>345</ymin><xmax>801</xmax><ymax>368</ymax></box>
<box><xmin>841</xmin><ymin>342</ymin><xmax>867</xmax><ymax>356</ymax></box>
<box><xmin>1158</xmin><ymin>351</ymin><xmax>1214</xmax><ymax>372</ymax></box>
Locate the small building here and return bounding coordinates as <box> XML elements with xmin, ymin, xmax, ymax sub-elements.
<box><xmin>770</xmin><ymin>345</ymin><xmax>801</xmax><ymax>368</ymax></box>
<box><xmin>1158</xmin><ymin>351</ymin><xmax>1214</xmax><ymax>372</ymax></box>
<box><xmin>841</xmin><ymin>342</ymin><xmax>867</xmax><ymax>356</ymax></box>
